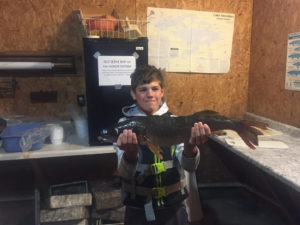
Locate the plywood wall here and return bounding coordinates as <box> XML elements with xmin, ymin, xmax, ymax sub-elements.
<box><xmin>248</xmin><ymin>0</ymin><xmax>300</xmax><ymax>127</ymax></box>
<box><xmin>0</xmin><ymin>0</ymin><xmax>253</xmax><ymax>120</ymax></box>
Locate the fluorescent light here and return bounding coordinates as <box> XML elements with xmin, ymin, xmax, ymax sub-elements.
<box><xmin>0</xmin><ymin>62</ymin><xmax>54</xmax><ymax>70</ymax></box>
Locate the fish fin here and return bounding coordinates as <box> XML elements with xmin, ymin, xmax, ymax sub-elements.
<box><xmin>235</xmin><ymin>120</ymin><xmax>268</xmax><ymax>150</ymax></box>
<box><xmin>146</xmin><ymin>141</ymin><xmax>163</xmax><ymax>160</ymax></box>
<box><xmin>212</xmin><ymin>130</ymin><xmax>227</xmax><ymax>136</ymax></box>
<box><xmin>243</xmin><ymin>120</ymin><xmax>268</xmax><ymax>130</ymax></box>
<box><xmin>197</xmin><ymin>110</ymin><xmax>220</xmax><ymax>116</ymax></box>
<box><xmin>191</xmin><ymin>110</ymin><xmax>222</xmax><ymax>119</ymax></box>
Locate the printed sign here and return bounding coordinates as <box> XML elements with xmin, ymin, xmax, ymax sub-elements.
<box><xmin>98</xmin><ymin>56</ymin><xmax>136</xmax><ymax>86</ymax></box>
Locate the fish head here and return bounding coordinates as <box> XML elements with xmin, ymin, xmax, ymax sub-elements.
<box><xmin>98</xmin><ymin>127</ymin><xmax>118</xmax><ymax>143</ymax></box>
<box><xmin>116</xmin><ymin>118</ymin><xmax>147</xmax><ymax>143</ymax></box>
<box><xmin>98</xmin><ymin>118</ymin><xmax>147</xmax><ymax>144</ymax></box>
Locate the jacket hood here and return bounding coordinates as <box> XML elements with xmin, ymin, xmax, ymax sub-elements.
<box><xmin>122</xmin><ymin>102</ymin><xmax>169</xmax><ymax>117</ymax></box>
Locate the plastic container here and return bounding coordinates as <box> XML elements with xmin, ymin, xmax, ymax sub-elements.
<box><xmin>74</xmin><ymin>118</ymin><xmax>88</xmax><ymax>139</ymax></box>
<box><xmin>0</xmin><ymin>123</ymin><xmax>45</xmax><ymax>153</ymax></box>
<box><xmin>49</xmin><ymin>124</ymin><xmax>64</xmax><ymax>145</ymax></box>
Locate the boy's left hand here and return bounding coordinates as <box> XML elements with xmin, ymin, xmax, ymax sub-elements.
<box><xmin>184</xmin><ymin>122</ymin><xmax>211</xmax><ymax>157</ymax></box>
<box><xmin>189</xmin><ymin>122</ymin><xmax>211</xmax><ymax>145</ymax></box>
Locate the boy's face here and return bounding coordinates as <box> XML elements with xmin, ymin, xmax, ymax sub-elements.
<box><xmin>131</xmin><ymin>80</ymin><xmax>164</xmax><ymax>115</ymax></box>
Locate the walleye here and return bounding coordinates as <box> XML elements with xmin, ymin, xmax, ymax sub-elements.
<box><xmin>98</xmin><ymin>110</ymin><xmax>268</xmax><ymax>158</ymax></box>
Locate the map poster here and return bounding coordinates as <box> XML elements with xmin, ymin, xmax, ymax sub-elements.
<box><xmin>285</xmin><ymin>32</ymin><xmax>300</xmax><ymax>91</ymax></box>
<box><xmin>147</xmin><ymin>7</ymin><xmax>235</xmax><ymax>73</ymax></box>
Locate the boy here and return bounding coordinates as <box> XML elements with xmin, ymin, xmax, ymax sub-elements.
<box><xmin>114</xmin><ymin>65</ymin><xmax>211</xmax><ymax>225</ymax></box>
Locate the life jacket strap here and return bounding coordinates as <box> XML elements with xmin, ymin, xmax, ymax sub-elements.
<box><xmin>136</xmin><ymin>160</ymin><xmax>174</xmax><ymax>184</ymax></box>
<box><xmin>137</xmin><ymin>160</ymin><xmax>173</xmax><ymax>175</ymax></box>
<box><xmin>123</xmin><ymin>178</ymin><xmax>186</xmax><ymax>199</ymax></box>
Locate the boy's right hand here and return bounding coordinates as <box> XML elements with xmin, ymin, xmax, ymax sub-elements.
<box><xmin>117</xmin><ymin>129</ymin><xmax>138</xmax><ymax>163</ymax></box>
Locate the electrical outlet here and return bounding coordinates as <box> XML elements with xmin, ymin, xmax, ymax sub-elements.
<box><xmin>77</xmin><ymin>95</ymin><xmax>85</xmax><ymax>107</ymax></box>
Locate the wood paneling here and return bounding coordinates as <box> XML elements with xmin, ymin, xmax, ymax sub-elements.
<box><xmin>165</xmin><ymin>0</ymin><xmax>253</xmax><ymax>117</ymax></box>
<box><xmin>248</xmin><ymin>0</ymin><xmax>300</xmax><ymax>127</ymax></box>
<box><xmin>0</xmin><ymin>0</ymin><xmax>253</xmax><ymax>120</ymax></box>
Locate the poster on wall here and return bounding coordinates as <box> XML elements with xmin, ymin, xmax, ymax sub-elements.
<box><xmin>147</xmin><ymin>7</ymin><xmax>235</xmax><ymax>73</ymax></box>
<box><xmin>285</xmin><ymin>32</ymin><xmax>300</xmax><ymax>91</ymax></box>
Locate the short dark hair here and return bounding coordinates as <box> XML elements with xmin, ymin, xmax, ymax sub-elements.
<box><xmin>130</xmin><ymin>65</ymin><xmax>165</xmax><ymax>91</ymax></box>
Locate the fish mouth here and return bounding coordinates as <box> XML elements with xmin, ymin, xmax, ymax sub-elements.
<box><xmin>98</xmin><ymin>129</ymin><xmax>117</xmax><ymax>143</ymax></box>
<box><xmin>97</xmin><ymin>136</ymin><xmax>114</xmax><ymax>143</ymax></box>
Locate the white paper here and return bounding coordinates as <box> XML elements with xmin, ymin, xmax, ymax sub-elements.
<box><xmin>98</xmin><ymin>56</ymin><xmax>136</xmax><ymax>86</ymax></box>
<box><xmin>147</xmin><ymin>7</ymin><xmax>235</xmax><ymax>73</ymax></box>
<box><xmin>285</xmin><ymin>32</ymin><xmax>300</xmax><ymax>91</ymax></box>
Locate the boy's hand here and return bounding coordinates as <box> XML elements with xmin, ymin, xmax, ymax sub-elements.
<box><xmin>189</xmin><ymin>122</ymin><xmax>211</xmax><ymax>145</ymax></box>
<box><xmin>184</xmin><ymin>122</ymin><xmax>211</xmax><ymax>157</ymax></box>
<box><xmin>117</xmin><ymin>129</ymin><xmax>138</xmax><ymax>163</ymax></box>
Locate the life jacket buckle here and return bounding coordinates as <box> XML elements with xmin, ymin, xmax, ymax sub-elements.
<box><xmin>152</xmin><ymin>187</ymin><xmax>166</xmax><ymax>198</ymax></box>
<box><xmin>151</xmin><ymin>162</ymin><xmax>166</xmax><ymax>175</ymax></box>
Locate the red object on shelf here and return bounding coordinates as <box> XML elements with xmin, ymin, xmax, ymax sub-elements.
<box><xmin>85</xmin><ymin>15</ymin><xmax>118</xmax><ymax>31</ymax></box>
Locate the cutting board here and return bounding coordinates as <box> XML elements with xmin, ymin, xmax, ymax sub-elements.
<box><xmin>221</xmin><ymin>128</ymin><xmax>288</xmax><ymax>149</ymax></box>
<box><xmin>222</xmin><ymin>128</ymin><xmax>282</xmax><ymax>139</ymax></box>
<box><xmin>254</xmin><ymin>127</ymin><xmax>283</xmax><ymax>136</ymax></box>
<box><xmin>224</xmin><ymin>139</ymin><xmax>288</xmax><ymax>149</ymax></box>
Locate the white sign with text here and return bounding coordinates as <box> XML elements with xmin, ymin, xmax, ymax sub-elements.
<box><xmin>98</xmin><ymin>56</ymin><xmax>136</xmax><ymax>86</ymax></box>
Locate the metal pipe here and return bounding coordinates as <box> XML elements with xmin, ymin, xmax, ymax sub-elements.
<box><xmin>0</xmin><ymin>62</ymin><xmax>54</xmax><ymax>70</ymax></box>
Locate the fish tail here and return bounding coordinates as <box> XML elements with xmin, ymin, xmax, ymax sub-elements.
<box><xmin>234</xmin><ymin>120</ymin><xmax>268</xmax><ymax>150</ymax></box>
<box><xmin>243</xmin><ymin>120</ymin><xmax>268</xmax><ymax>130</ymax></box>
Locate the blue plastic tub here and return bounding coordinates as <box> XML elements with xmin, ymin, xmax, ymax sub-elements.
<box><xmin>0</xmin><ymin>123</ymin><xmax>45</xmax><ymax>153</ymax></box>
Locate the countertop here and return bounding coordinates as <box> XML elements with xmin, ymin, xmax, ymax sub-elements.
<box><xmin>0</xmin><ymin>122</ymin><xmax>115</xmax><ymax>161</ymax></box>
<box><xmin>211</xmin><ymin>112</ymin><xmax>300</xmax><ymax>192</ymax></box>
<box><xmin>0</xmin><ymin>114</ymin><xmax>299</xmax><ymax>193</ymax></box>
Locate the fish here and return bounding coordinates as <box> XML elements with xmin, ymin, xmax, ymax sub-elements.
<box><xmin>289</xmin><ymin>54</ymin><xmax>300</xmax><ymax>59</ymax></box>
<box><xmin>293</xmin><ymin>62</ymin><xmax>300</xmax><ymax>67</ymax></box>
<box><xmin>288</xmin><ymin>70</ymin><xmax>300</xmax><ymax>75</ymax></box>
<box><xmin>98</xmin><ymin>110</ymin><xmax>268</xmax><ymax>158</ymax></box>
<box><xmin>290</xmin><ymin>40</ymin><xmax>300</xmax><ymax>45</ymax></box>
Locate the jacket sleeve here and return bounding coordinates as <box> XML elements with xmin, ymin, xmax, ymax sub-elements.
<box><xmin>114</xmin><ymin>143</ymin><xmax>138</xmax><ymax>180</ymax></box>
<box><xmin>175</xmin><ymin>143</ymin><xmax>200</xmax><ymax>172</ymax></box>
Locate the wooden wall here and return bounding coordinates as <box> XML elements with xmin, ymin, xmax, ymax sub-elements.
<box><xmin>0</xmin><ymin>0</ymin><xmax>253</xmax><ymax>120</ymax></box>
<box><xmin>248</xmin><ymin>0</ymin><xmax>300</xmax><ymax>127</ymax></box>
